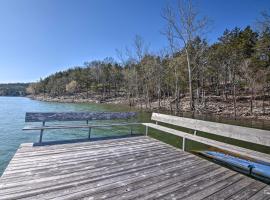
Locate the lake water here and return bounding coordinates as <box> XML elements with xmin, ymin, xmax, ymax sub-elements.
<box><xmin>0</xmin><ymin>97</ymin><xmax>270</xmax><ymax>176</ymax></box>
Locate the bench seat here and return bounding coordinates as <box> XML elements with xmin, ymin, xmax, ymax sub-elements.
<box><xmin>23</xmin><ymin>122</ymin><xmax>141</xmax><ymax>131</ymax></box>
<box><xmin>143</xmin><ymin>123</ymin><xmax>270</xmax><ymax>164</ymax></box>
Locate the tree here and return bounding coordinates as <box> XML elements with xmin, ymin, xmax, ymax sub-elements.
<box><xmin>190</xmin><ymin>37</ymin><xmax>208</xmax><ymax>106</ymax></box>
<box><xmin>26</xmin><ymin>83</ymin><xmax>38</xmax><ymax>95</ymax></box>
<box><xmin>162</xmin><ymin>0</ymin><xmax>209</xmax><ymax>111</ymax></box>
<box><xmin>257</xmin><ymin>11</ymin><xmax>270</xmax><ymax>32</ymax></box>
<box><xmin>66</xmin><ymin>80</ymin><xmax>78</xmax><ymax>94</ymax></box>
<box><xmin>252</xmin><ymin>27</ymin><xmax>270</xmax><ymax>114</ymax></box>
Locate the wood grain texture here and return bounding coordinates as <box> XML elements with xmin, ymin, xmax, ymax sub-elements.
<box><xmin>0</xmin><ymin>136</ymin><xmax>268</xmax><ymax>200</ymax></box>
<box><xmin>25</xmin><ymin>112</ymin><xmax>137</xmax><ymax>122</ymax></box>
<box><xmin>152</xmin><ymin>113</ymin><xmax>270</xmax><ymax>147</ymax></box>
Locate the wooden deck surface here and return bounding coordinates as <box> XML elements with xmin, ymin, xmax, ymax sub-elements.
<box><xmin>0</xmin><ymin>136</ymin><xmax>269</xmax><ymax>200</ymax></box>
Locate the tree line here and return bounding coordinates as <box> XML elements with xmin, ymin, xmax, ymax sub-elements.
<box><xmin>28</xmin><ymin>0</ymin><xmax>270</xmax><ymax>118</ymax></box>
<box><xmin>0</xmin><ymin>83</ymin><xmax>29</xmax><ymax>96</ymax></box>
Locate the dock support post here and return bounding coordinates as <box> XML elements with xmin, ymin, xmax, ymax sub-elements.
<box><xmin>182</xmin><ymin>137</ymin><xmax>186</xmax><ymax>151</ymax></box>
<box><xmin>145</xmin><ymin>126</ymin><xmax>148</xmax><ymax>136</ymax></box>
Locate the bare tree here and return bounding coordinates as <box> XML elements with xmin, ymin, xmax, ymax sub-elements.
<box><xmin>133</xmin><ymin>35</ymin><xmax>149</xmax><ymax>107</ymax></box>
<box><xmin>256</xmin><ymin>11</ymin><xmax>270</xmax><ymax>32</ymax></box>
<box><xmin>165</xmin><ymin>25</ymin><xmax>181</xmax><ymax>113</ymax></box>
<box><xmin>162</xmin><ymin>0</ymin><xmax>209</xmax><ymax>111</ymax></box>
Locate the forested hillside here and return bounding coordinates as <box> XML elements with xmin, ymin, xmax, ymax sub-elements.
<box><xmin>27</xmin><ymin>2</ymin><xmax>270</xmax><ymax>119</ymax></box>
<box><xmin>0</xmin><ymin>83</ymin><xmax>29</xmax><ymax>96</ymax></box>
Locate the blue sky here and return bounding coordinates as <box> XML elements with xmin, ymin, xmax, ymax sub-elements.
<box><xmin>0</xmin><ymin>0</ymin><xmax>269</xmax><ymax>83</ymax></box>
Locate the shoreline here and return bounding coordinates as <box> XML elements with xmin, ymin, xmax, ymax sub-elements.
<box><xmin>29</xmin><ymin>94</ymin><xmax>270</xmax><ymax>121</ymax></box>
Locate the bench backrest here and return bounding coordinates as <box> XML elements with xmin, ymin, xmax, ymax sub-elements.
<box><xmin>25</xmin><ymin>112</ymin><xmax>137</xmax><ymax>122</ymax></box>
<box><xmin>151</xmin><ymin>113</ymin><xmax>270</xmax><ymax>147</ymax></box>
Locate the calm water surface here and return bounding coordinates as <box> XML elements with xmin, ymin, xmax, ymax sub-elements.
<box><xmin>0</xmin><ymin>97</ymin><xmax>269</xmax><ymax>175</ymax></box>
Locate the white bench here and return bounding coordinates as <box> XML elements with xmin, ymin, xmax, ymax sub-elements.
<box><xmin>143</xmin><ymin>113</ymin><xmax>270</xmax><ymax>164</ymax></box>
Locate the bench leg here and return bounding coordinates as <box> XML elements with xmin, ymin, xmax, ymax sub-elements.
<box><xmin>182</xmin><ymin>137</ymin><xmax>186</xmax><ymax>151</ymax></box>
<box><xmin>39</xmin><ymin>121</ymin><xmax>45</xmax><ymax>144</ymax></box>
<box><xmin>39</xmin><ymin>130</ymin><xmax>44</xmax><ymax>143</ymax></box>
<box><xmin>88</xmin><ymin>128</ymin><xmax>91</xmax><ymax>140</ymax></box>
<box><xmin>145</xmin><ymin>126</ymin><xmax>148</xmax><ymax>136</ymax></box>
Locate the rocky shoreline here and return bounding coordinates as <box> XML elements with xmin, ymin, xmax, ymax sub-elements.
<box><xmin>30</xmin><ymin>94</ymin><xmax>129</xmax><ymax>104</ymax></box>
<box><xmin>29</xmin><ymin>94</ymin><xmax>270</xmax><ymax>120</ymax></box>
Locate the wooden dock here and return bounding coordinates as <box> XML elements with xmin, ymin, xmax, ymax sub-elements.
<box><xmin>0</xmin><ymin>136</ymin><xmax>269</xmax><ymax>200</ymax></box>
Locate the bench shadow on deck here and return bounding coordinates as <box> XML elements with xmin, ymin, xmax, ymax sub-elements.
<box><xmin>32</xmin><ymin>134</ymin><xmax>144</xmax><ymax>146</ymax></box>
<box><xmin>0</xmin><ymin>136</ymin><xmax>269</xmax><ymax>200</ymax></box>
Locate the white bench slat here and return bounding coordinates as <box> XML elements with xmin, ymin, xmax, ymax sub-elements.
<box><xmin>143</xmin><ymin>123</ymin><xmax>270</xmax><ymax>164</ymax></box>
<box><xmin>151</xmin><ymin>113</ymin><xmax>270</xmax><ymax>147</ymax></box>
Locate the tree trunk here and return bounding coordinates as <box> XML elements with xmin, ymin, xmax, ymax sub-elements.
<box><xmin>250</xmin><ymin>86</ymin><xmax>254</xmax><ymax>114</ymax></box>
<box><xmin>146</xmin><ymin>84</ymin><xmax>151</xmax><ymax>109</ymax></box>
<box><xmin>263</xmin><ymin>87</ymin><xmax>266</xmax><ymax>115</ymax></box>
<box><xmin>233</xmin><ymin>72</ymin><xmax>237</xmax><ymax>120</ymax></box>
<box><xmin>158</xmin><ymin>85</ymin><xmax>161</xmax><ymax>110</ymax></box>
<box><xmin>185</xmin><ymin>48</ymin><xmax>194</xmax><ymax>111</ymax></box>
<box><xmin>127</xmin><ymin>91</ymin><xmax>131</xmax><ymax>107</ymax></box>
<box><xmin>224</xmin><ymin>65</ymin><xmax>228</xmax><ymax>101</ymax></box>
<box><xmin>196</xmin><ymin>81</ymin><xmax>200</xmax><ymax>104</ymax></box>
<box><xmin>174</xmin><ymin>63</ymin><xmax>180</xmax><ymax>114</ymax></box>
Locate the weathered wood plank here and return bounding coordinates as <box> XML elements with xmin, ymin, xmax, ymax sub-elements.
<box><xmin>16</xmin><ymin>137</ymin><xmax>156</xmax><ymax>155</ymax></box>
<box><xmin>0</xmin><ymin>155</ymin><xmax>193</xmax><ymax>199</ymax></box>
<box><xmin>0</xmin><ymin>136</ymin><xmax>268</xmax><ymax>200</ymax></box>
<box><xmin>106</xmin><ymin>163</ymin><xmax>220</xmax><ymax>200</ymax></box>
<box><xmin>225</xmin><ymin>180</ymin><xmax>266</xmax><ymax>200</ymax></box>
<box><xmin>99</xmin><ymin>163</ymin><xmax>221</xmax><ymax>200</ymax></box>
<box><xmin>177</xmin><ymin>174</ymin><xmax>245</xmax><ymax>200</ymax></box>
<box><xmin>139</xmin><ymin>167</ymin><xmax>236</xmax><ymax>200</ymax></box>
<box><xmin>143</xmin><ymin>123</ymin><xmax>270</xmax><ymax>163</ymax></box>
<box><xmin>11</xmin><ymin>139</ymin><xmax>161</xmax><ymax>162</ymax></box>
<box><xmin>5</xmin><ymin>145</ymin><xmax>169</xmax><ymax>170</ymax></box>
<box><xmin>151</xmin><ymin>113</ymin><xmax>270</xmax><ymax>147</ymax></box>
<box><xmin>248</xmin><ymin>185</ymin><xmax>270</xmax><ymax>200</ymax></box>
<box><xmin>0</xmin><ymin>152</ymin><xmax>192</xmax><ymax>193</ymax></box>
<box><xmin>24</xmin><ymin>155</ymin><xmax>204</xmax><ymax>200</ymax></box>
<box><xmin>203</xmin><ymin>177</ymin><xmax>256</xmax><ymax>200</ymax></box>
<box><xmin>2</xmin><ymin>147</ymin><xmax>180</xmax><ymax>179</ymax></box>
<box><xmin>25</xmin><ymin>112</ymin><xmax>137</xmax><ymax>122</ymax></box>
<box><xmin>3</xmin><ymin>144</ymin><xmax>177</xmax><ymax>176</ymax></box>
<box><xmin>1</xmin><ymin>150</ymin><xmax>191</xmax><ymax>187</ymax></box>
<box><xmin>2</xmin><ymin>149</ymin><xmax>190</xmax><ymax>196</ymax></box>
<box><xmin>14</xmin><ymin>136</ymin><xmax>154</xmax><ymax>155</ymax></box>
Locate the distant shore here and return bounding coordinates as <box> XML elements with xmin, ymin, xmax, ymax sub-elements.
<box><xmin>29</xmin><ymin>94</ymin><xmax>270</xmax><ymax>121</ymax></box>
